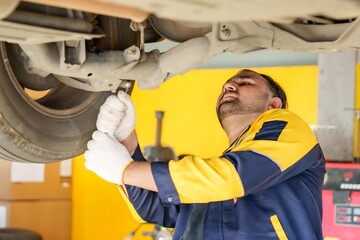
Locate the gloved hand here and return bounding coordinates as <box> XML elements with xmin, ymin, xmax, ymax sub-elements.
<box><xmin>96</xmin><ymin>91</ymin><xmax>136</xmax><ymax>141</ymax></box>
<box><xmin>84</xmin><ymin>130</ymin><xmax>133</xmax><ymax>185</ymax></box>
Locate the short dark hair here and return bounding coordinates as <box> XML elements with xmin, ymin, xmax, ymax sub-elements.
<box><xmin>260</xmin><ymin>73</ymin><xmax>288</xmax><ymax>109</ymax></box>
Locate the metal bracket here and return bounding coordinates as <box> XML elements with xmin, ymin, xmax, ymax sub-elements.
<box><xmin>59</xmin><ymin>40</ymin><xmax>86</xmax><ymax>70</ymax></box>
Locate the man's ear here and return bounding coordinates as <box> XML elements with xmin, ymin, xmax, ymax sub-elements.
<box><xmin>268</xmin><ymin>97</ymin><xmax>282</xmax><ymax>110</ymax></box>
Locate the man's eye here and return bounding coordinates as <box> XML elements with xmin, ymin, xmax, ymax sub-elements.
<box><xmin>239</xmin><ymin>82</ymin><xmax>251</xmax><ymax>86</ymax></box>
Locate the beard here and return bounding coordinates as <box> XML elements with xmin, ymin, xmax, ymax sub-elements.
<box><xmin>216</xmin><ymin>97</ymin><xmax>268</xmax><ymax>122</ymax></box>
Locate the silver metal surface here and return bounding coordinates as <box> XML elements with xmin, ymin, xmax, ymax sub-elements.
<box><xmin>4</xmin><ymin>1</ymin><xmax>360</xmax><ymax>92</ymax></box>
<box><xmin>100</xmin><ymin>0</ymin><xmax>360</xmax><ymax>23</ymax></box>
<box><xmin>20</xmin><ymin>43</ymin><xmax>140</xmax><ymax>91</ymax></box>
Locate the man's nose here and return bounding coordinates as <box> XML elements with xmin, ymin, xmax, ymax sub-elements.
<box><xmin>223</xmin><ymin>81</ymin><xmax>237</xmax><ymax>92</ymax></box>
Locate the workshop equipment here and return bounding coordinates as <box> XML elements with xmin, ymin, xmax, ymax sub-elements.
<box><xmin>144</xmin><ymin>111</ymin><xmax>176</xmax><ymax>162</ymax></box>
<box><xmin>323</xmin><ymin>162</ymin><xmax>360</xmax><ymax>239</ymax></box>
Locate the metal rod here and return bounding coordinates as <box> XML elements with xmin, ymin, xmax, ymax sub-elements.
<box><xmin>155</xmin><ymin>111</ymin><xmax>164</xmax><ymax>147</ymax></box>
<box><xmin>5</xmin><ymin>10</ymin><xmax>93</xmax><ymax>33</ymax></box>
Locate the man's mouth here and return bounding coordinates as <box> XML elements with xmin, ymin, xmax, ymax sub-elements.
<box><xmin>221</xmin><ymin>93</ymin><xmax>237</xmax><ymax>103</ymax></box>
<box><xmin>217</xmin><ymin>94</ymin><xmax>237</xmax><ymax>112</ymax></box>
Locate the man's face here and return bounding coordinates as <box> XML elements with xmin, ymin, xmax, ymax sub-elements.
<box><xmin>216</xmin><ymin>70</ymin><xmax>273</xmax><ymax>122</ymax></box>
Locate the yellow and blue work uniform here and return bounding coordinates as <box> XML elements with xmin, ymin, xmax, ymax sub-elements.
<box><xmin>124</xmin><ymin>109</ymin><xmax>325</xmax><ymax>240</ymax></box>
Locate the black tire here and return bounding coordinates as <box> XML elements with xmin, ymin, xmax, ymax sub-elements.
<box><xmin>0</xmin><ymin>228</ymin><xmax>42</xmax><ymax>240</ymax></box>
<box><xmin>0</xmin><ymin>42</ymin><xmax>110</xmax><ymax>163</ymax></box>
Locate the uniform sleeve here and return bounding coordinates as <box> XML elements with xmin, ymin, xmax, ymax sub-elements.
<box><xmin>120</xmin><ymin>144</ymin><xmax>180</xmax><ymax>227</ymax></box>
<box><xmin>151</xmin><ymin>110</ymin><xmax>324</xmax><ymax>204</ymax></box>
<box><xmin>151</xmin><ymin>156</ymin><xmax>243</xmax><ymax>204</ymax></box>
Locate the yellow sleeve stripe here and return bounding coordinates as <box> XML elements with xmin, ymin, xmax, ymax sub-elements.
<box><xmin>116</xmin><ymin>185</ymin><xmax>146</xmax><ymax>223</ymax></box>
<box><xmin>169</xmin><ymin>156</ymin><xmax>244</xmax><ymax>203</ymax></box>
<box><xmin>270</xmin><ymin>215</ymin><xmax>288</xmax><ymax>240</ymax></box>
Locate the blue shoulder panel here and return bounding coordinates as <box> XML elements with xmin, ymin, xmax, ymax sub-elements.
<box><xmin>225</xmin><ymin>150</ymin><xmax>281</xmax><ymax>194</ymax></box>
<box><xmin>254</xmin><ymin>120</ymin><xmax>287</xmax><ymax>141</ymax></box>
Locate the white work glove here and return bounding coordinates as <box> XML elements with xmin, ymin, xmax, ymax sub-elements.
<box><xmin>84</xmin><ymin>130</ymin><xmax>133</xmax><ymax>185</ymax></box>
<box><xmin>96</xmin><ymin>91</ymin><xmax>136</xmax><ymax>141</ymax></box>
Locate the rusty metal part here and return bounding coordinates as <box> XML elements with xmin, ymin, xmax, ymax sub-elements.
<box><xmin>22</xmin><ymin>0</ymin><xmax>149</xmax><ymax>22</ymax></box>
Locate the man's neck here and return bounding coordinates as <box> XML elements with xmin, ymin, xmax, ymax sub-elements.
<box><xmin>222</xmin><ymin>113</ymin><xmax>262</xmax><ymax>144</ymax></box>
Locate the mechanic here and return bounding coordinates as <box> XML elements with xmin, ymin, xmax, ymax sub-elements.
<box><xmin>85</xmin><ymin>69</ymin><xmax>326</xmax><ymax>240</ymax></box>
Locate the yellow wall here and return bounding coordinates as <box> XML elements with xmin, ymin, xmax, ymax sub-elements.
<box><xmin>72</xmin><ymin>66</ymin><xmax>319</xmax><ymax>240</ymax></box>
